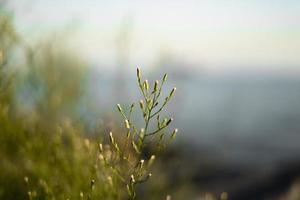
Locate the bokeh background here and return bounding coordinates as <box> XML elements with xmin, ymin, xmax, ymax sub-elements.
<box><xmin>1</xmin><ymin>0</ymin><xmax>300</xmax><ymax>199</ymax></box>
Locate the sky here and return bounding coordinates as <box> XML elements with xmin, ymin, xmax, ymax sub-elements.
<box><xmin>6</xmin><ymin>0</ymin><xmax>300</xmax><ymax>72</ymax></box>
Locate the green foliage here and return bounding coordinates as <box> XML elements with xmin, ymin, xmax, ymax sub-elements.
<box><xmin>0</xmin><ymin>66</ymin><xmax>177</xmax><ymax>200</ymax></box>
<box><xmin>0</xmin><ymin>12</ymin><xmax>178</xmax><ymax>200</ymax></box>
<box><xmin>0</xmin><ymin>13</ymin><xmax>20</xmax><ymax>55</ymax></box>
<box><xmin>16</xmin><ymin>40</ymin><xmax>88</xmax><ymax>126</ymax></box>
<box><xmin>109</xmin><ymin>68</ymin><xmax>177</xmax><ymax>199</ymax></box>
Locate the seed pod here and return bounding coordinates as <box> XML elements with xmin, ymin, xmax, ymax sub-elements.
<box><xmin>125</xmin><ymin>119</ymin><xmax>130</xmax><ymax>129</ymax></box>
<box><xmin>139</xmin><ymin>159</ymin><xmax>145</xmax><ymax>169</ymax></box>
<box><xmin>163</xmin><ymin>73</ymin><xmax>168</xmax><ymax>82</ymax></box>
<box><xmin>144</xmin><ymin>80</ymin><xmax>149</xmax><ymax>91</ymax></box>
<box><xmin>132</xmin><ymin>141</ymin><xmax>141</xmax><ymax>154</ymax></box>
<box><xmin>171</xmin><ymin>129</ymin><xmax>178</xmax><ymax>139</ymax></box>
<box><xmin>130</xmin><ymin>174</ymin><xmax>136</xmax><ymax>184</ymax></box>
<box><xmin>154</xmin><ymin>80</ymin><xmax>159</xmax><ymax>92</ymax></box>
<box><xmin>166</xmin><ymin>118</ymin><xmax>173</xmax><ymax>126</ymax></box>
<box><xmin>117</xmin><ymin>104</ymin><xmax>122</xmax><ymax>113</ymax></box>
<box><xmin>169</xmin><ymin>87</ymin><xmax>176</xmax><ymax>98</ymax></box>
<box><xmin>109</xmin><ymin>132</ymin><xmax>114</xmax><ymax>144</ymax></box>
<box><xmin>130</xmin><ymin>103</ymin><xmax>135</xmax><ymax>113</ymax></box>
<box><xmin>148</xmin><ymin>99</ymin><xmax>153</xmax><ymax>109</ymax></box>
<box><xmin>139</xmin><ymin>100</ymin><xmax>144</xmax><ymax>110</ymax></box>
<box><xmin>137</xmin><ymin>67</ymin><xmax>141</xmax><ymax>79</ymax></box>
<box><xmin>91</xmin><ymin>179</ymin><xmax>95</xmax><ymax>189</ymax></box>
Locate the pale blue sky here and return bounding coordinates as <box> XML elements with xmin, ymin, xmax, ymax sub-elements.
<box><xmin>8</xmin><ymin>0</ymin><xmax>300</xmax><ymax>71</ymax></box>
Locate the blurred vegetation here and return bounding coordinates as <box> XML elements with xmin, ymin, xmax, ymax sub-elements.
<box><xmin>16</xmin><ymin>39</ymin><xmax>88</xmax><ymax>127</ymax></box>
<box><xmin>0</xmin><ymin>12</ymin><xmax>101</xmax><ymax>200</ymax></box>
<box><xmin>0</xmin><ymin>11</ymin><xmax>178</xmax><ymax>200</ymax></box>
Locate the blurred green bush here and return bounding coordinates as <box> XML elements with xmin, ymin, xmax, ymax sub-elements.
<box><xmin>0</xmin><ymin>13</ymin><xmax>178</xmax><ymax>200</ymax></box>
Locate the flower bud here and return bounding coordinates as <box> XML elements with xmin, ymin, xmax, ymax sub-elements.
<box><xmin>130</xmin><ymin>103</ymin><xmax>135</xmax><ymax>112</ymax></box>
<box><xmin>166</xmin><ymin>118</ymin><xmax>173</xmax><ymax>126</ymax></box>
<box><xmin>144</xmin><ymin>80</ymin><xmax>149</xmax><ymax>91</ymax></box>
<box><xmin>132</xmin><ymin>141</ymin><xmax>141</xmax><ymax>154</ymax></box>
<box><xmin>109</xmin><ymin>132</ymin><xmax>114</xmax><ymax>144</ymax></box>
<box><xmin>139</xmin><ymin>100</ymin><xmax>144</xmax><ymax>110</ymax></box>
<box><xmin>139</xmin><ymin>159</ymin><xmax>145</xmax><ymax>169</ymax></box>
<box><xmin>148</xmin><ymin>99</ymin><xmax>153</xmax><ymax>108</ymax></box>
<box><xmin>130</xmin><ymin>174</ymin><xmax>135</xmax><ymax>184</ymax></box>
<box><xmin>125</xmin><ymin>119</ymin><xmax>130</xmax><ymax>129</ymax></box>
<box><xmin>163</xmin><ymin>74</ymin><xmax>168</xmax><ymax>82</ymax></box>
<box><xmin>171</xmin><ymin>129</ymin><xmax>178</xmax><ymax>139</ymax></box>
<box><xmin>117</xmin><ymin>104</ymin><xmax>122</xmax><ymax>112</ymax></box>
<box><xmin>137</xmin><ymin>67</ymin><xmax>141</xmax><ymax>81</ymax></box>
<box><xmin>169</xmin><ymin>87</ymin><xmax>176</xmax><ymax>98</ymax></box>
<box><xmin>154</xmin><ymin>80</ymin><xmax>159</xmax><ymax>92</ymax></box>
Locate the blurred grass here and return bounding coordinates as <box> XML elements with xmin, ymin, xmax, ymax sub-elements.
<box><xmin>0</xmin><ymin>12</ymin><xmax>119</xmax><ymax>199</ymax></box>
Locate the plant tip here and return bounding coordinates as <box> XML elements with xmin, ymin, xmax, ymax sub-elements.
<box><xmin>144</xmin><ymin>80</ymin><xmax>149</xmax><ymax>90</ymax></box>
<box><xmin>154</xmin><ymin>80</ymin><xmax>159</xmax><ymax>91</ymax></box>
<box><xmin>130</xmin><ymin>174</ymin><xmax>135</xmax><ymax>183</ymax></box>
<box><xmin>163</xmin><ymin>74</ymin><xmax>168</xmax><ymax>82</ymax></box>
<box><xmin>125</xmin><ymin>119</ymin><xmax>130</xmax><ymax>129</ymax></box>
<box><xmin>166</xmin><ymin>118</ymin><xmax>173</xmax><ymax>126</ymax></box>
<box><xmin>117</xmin><ymin>104</ymin><xmax>122</xmax><ymax>112</ymax></box>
